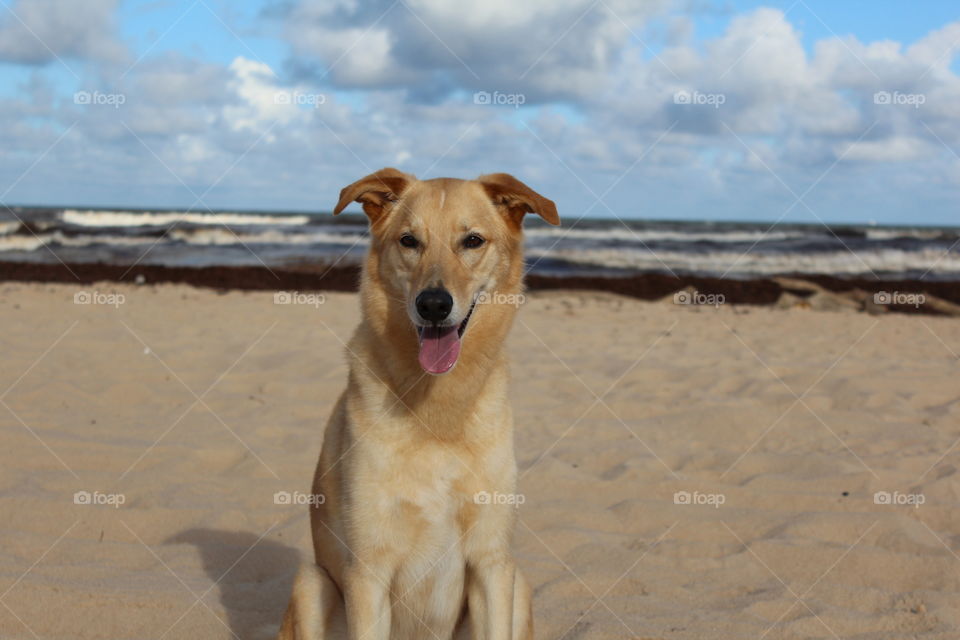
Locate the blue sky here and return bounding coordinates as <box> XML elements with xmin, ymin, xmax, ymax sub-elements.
<box><xmin>0</xmin><ymin>0</ymin><xmax>958</xmax><ymax>225</ymax></box>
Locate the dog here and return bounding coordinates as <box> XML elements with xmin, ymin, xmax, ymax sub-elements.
<box><xmin>277</xmin><ymin>168</ymin><xmax>559</xmax><ymax>640</ymax></box>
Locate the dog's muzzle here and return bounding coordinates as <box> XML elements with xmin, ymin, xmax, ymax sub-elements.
<box><xmin>414</xmin><ymin>291</ymin><xmax>477</xmax><ymax>375</ymax></box>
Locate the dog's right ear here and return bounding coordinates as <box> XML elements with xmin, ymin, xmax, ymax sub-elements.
<box><xmin>333</xmin><ymin>168</ymin><xmax>415</xmax><ymax>224</ymax></box>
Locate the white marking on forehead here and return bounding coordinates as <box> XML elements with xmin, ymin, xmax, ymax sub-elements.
<box><xmin>438</xmin><ymin>189</ymin><xmax>446</xmax><ymax>211</ymax></box>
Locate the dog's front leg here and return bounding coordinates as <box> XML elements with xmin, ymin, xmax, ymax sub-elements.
<box><xmin>471</xmin><ymin>560</ymin><xmax>516</xmax><ymax>640</ymax></box>
<box><xmin>344</xmin><ymin>565</ymin><xmax>391</xmax><ymax>640</ymax></box>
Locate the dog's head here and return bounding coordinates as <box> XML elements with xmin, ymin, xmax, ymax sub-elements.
<box><xmin>334</xmin><ymin>168</ymin><xmax>559</xmax><ymax>375</ymax></box>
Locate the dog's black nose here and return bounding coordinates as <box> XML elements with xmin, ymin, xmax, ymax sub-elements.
<box><xmin>416</xmin><ymin>288</ymin><xmax>453</xmax><ymax>323</ymax></box>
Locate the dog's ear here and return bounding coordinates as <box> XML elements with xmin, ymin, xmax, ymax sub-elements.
<box><xmin>478</xmin><ymin>173</ymin><xmax>559</xmax><ymax>228</ymax></box>
<box><xmin>333</xmin><ymin>168</ymin><xmax>416</xmax><ymax>223</ymax></box>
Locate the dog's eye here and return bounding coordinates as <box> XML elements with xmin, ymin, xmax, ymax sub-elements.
<box><xmin>462</xmin><ymin>234</ymin><xmax>485</xmax><ymax>249</ymax></box>
<box><xmin>399</xmin><ymin>234</ymin><xmax>419</xmax><ymax>249</ymax></box>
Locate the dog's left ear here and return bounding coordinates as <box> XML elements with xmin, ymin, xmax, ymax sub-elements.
<box><xmin>478</xmin><ymin>173</ymin><xmax>560</xmax><ymax>228</ymax></box>
<box><xmin>333</xmin><ymin>167</ymin><xmax>416</xmax><ymax>224</ymax></box>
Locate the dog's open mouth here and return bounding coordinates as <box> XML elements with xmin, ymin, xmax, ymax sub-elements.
<box><xmin>416</xmin><ymin>298</ymin><xmax>476</xmax><ymax>375</ymax></box>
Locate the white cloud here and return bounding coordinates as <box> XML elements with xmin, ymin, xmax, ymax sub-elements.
<box><xmin>223</xmin><ymin>57</ymin><xmax>302</xmax><ymax>135</ymax></box>
<box><xmin>842</xmin><ymin>136</ymin><xmax>935</xmax><ymax>163</ymax></box>
<box><xmin>280</xmin><ymin>0</ymin><xmax>672</xmax><ymax>101</ymax></box>
<box><xmin>0</xmin><ymin>0</ymin><xmax>127</xmax><ymax>65</ymax></box>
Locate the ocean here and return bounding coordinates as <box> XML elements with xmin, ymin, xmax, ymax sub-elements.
<box><xmin>1</xmin><ymin>207</ymin><xmax>958</xmax><ymax>281</ymax></box>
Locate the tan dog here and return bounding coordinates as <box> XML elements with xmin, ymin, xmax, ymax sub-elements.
<box><xmin>277</xmin><ymin>169</ymin><xmax>559</xmax><ymax>640</ymax></box>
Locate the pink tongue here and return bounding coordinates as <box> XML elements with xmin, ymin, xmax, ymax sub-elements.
<box><xmin>418</xmin><ymin>326</ymin><xmax>461</xmax><ymax>374</ymax></box>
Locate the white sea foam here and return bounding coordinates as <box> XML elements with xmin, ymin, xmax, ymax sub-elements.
<box><xmin>169</xmin><ymin>228</ymin><xmax>368</xmax><ymax>246</ymax></box>
<box><xmin>524</xmin><ymin>227</ymin><xmax>807</xmax><ymax>243</ymax></box>
<box><xmin>0</xmin><ymin>234</ymin><xmax>49</xmax><ymax>251</ymax></box>
<box><xmin>61</xmin><ymin>209</ymin><xmax>312</xmax><ymax>228</ymax></box>
<box><xmin>0</xmin><ymin>232</ymin><xmax>162</xmax><ymax>252</ymax></box>
<box><xmin>56</xmin><ymin>234</ymin><xmax>160</xmax><ymax>247</ymax></box>
<box><xmin>864</xmin><ymin>228</ymin><xmax>947</xmax><ymax>241</ymax></box>
<box><xmin>0</xmin><ymin>221</ymin><xmax>21</xmax><ymax>235</ymax></box>
<box><xmin>0</xmin><ymin>229</ymin><xmax>369</xmax><ymax>252</ymax></box>
<box><xmin>529</xmin><ymin>247</ymin><xmax>960</xmax><ymax>275</ymax></box>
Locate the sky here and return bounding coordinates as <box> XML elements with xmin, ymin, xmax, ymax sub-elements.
<box><xmin>0</xmin><ymin>0</ymin><xmax>958</xmax><ymax>225</ymax></box>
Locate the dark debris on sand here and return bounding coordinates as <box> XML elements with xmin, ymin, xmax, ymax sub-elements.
<box><xmin>1</xmin><ymin>261</ymin><xmax>958</xmax><ymax>316</ymax></box>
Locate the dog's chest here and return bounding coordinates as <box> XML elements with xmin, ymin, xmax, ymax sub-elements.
<box><xmin>351</xmin><ymin>432</ymin><xmax>499</xmax><ymax>553</ymax></box>
<box><xmin>346</xmin><ymin>396</ymin><xmax>516</xmax><ymax>561</ymax></box>
<box><xmin>375</xmin><ymin>438</ymin><xmax>477</xmax><ymax>520</ymax></box>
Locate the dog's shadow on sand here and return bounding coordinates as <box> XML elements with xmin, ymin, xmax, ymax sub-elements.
<box><xmin>166</xmin><ymin>528</ymin><xmax>301</xmax><ymax>640</ymax></box>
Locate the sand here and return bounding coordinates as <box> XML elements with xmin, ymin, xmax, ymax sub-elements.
<box><xmin>1</xmin><ymin>282</ymin><xmax>958</xmax><ymax>639</ymax></box>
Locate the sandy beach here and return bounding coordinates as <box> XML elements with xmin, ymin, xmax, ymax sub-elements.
<box><xmin>1</xmin><ymin>281</ymin><xmax>959</xmax><ymax>639</ymax></box>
